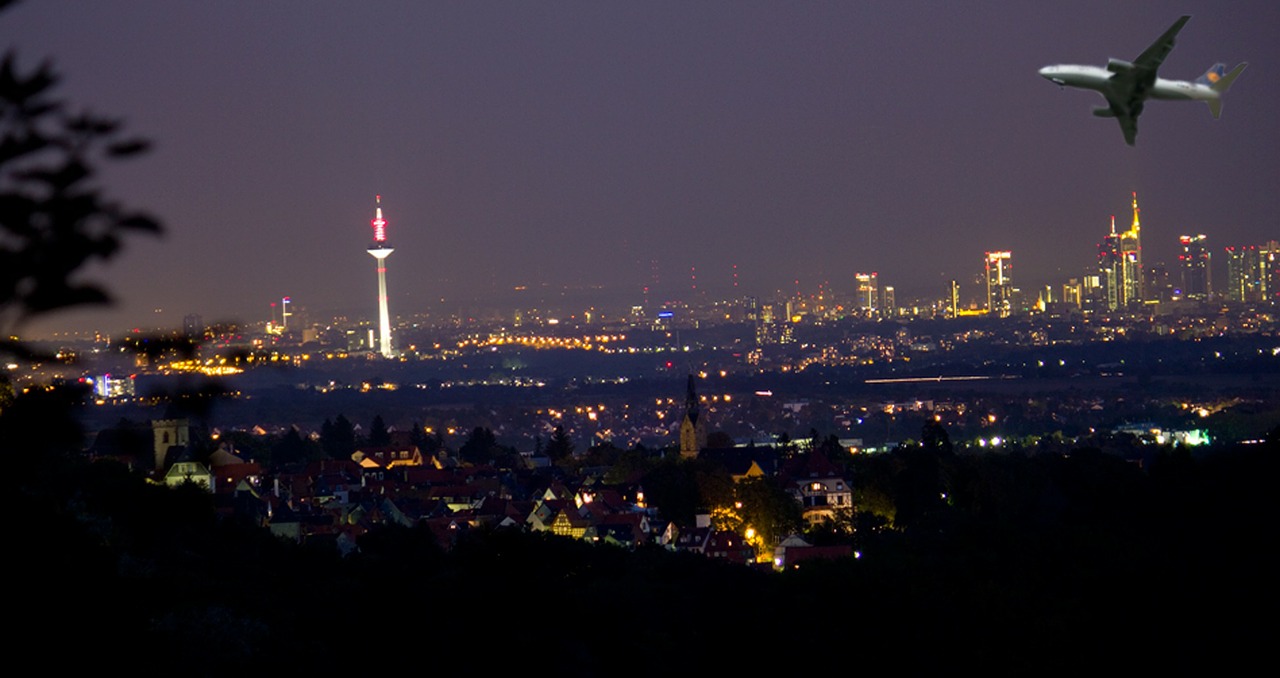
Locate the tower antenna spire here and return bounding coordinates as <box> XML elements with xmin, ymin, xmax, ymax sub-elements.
<box><xmin>1131</xmin><ymin>191</ymin><xmax>1141</xmax><ymax>233</ymax></box>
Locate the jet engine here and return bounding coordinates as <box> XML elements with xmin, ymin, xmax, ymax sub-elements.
<box><xmin>1107</xmin><ymin>58</ymin><xmax>1134</xmax><ymax>72</ymax></box>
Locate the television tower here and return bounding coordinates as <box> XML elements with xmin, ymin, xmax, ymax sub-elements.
<box><xmin>367</xmin><ymin>195</ymin><xmax>395</xmax><ymax>358</ymax></box>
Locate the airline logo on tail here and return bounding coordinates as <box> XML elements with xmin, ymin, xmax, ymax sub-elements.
<box><xmin>1197</xmin><ymin>64</ymin><xmax>1227</xmax><ymax>86</ymax></box>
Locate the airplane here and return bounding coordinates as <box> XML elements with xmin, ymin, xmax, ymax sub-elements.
<box><xmin>1038</xmin><ymin>15</ymin><xmax>1246</xmax><ymax>145</ymax></box>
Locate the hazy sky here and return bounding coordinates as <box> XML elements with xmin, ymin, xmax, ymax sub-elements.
<box><xmin>8</xmin><ymin>1</ymin><xmax>1279</xmax><ymax>336</ymax></box>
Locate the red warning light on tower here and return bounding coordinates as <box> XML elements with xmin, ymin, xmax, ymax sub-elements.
<box><xmin>371</xmin><ymin>194</ymin><xmax>387</xmax><ymax>243</ymax></box>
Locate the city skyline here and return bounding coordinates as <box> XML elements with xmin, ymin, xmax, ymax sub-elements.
<box><xmin>29</xmin><ymin>187</ymin><xmax>1274</xmax><ymax>337</ymax></box>
<box><xmin>8</xmin><ymin>2</ymin><xmax>1279</xmax><ymax>336</ymax></box>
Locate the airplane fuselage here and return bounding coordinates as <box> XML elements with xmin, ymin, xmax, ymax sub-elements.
<box><xmin>1038</xmin><ymin>65</ymin><xmax>1220</xmax><ymax>104</ymax></box>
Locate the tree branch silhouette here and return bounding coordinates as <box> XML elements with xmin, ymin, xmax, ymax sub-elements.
<box><xmin>1</xmin><ymin>17</ymin><xmax>161</xmax><ymax>354</ymax></box>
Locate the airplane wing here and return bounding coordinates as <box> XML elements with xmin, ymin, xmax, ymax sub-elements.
<box><xmin>1134</xmin><ymin>15</ymin><xmax>1190</xmax><ymax>70</ymax></box>
<box><xmin>1097</xmin><ymin>93</ymin><xmax>1140</xmax><ymax>145</ymax></box>
<box><xmin>1105</xmin><ymin>15</ymin><xmax>1190</xmax><ymax>145</ymax></box>
<box><xmin>1115</xmin><ymin>106</ymin><xmax>1139</xmax><ymax>145</ymax></box>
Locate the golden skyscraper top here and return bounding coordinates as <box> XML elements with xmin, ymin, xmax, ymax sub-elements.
<box><xmin>1130</xmin><ymin>191</ymin><xmax>1141</xmax><ymax>235</ymax></box>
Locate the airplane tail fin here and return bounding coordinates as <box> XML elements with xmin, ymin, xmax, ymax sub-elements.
<box><xmin>1202</xmin><ymin>62</ymin><xmax>1247</xmax><ymax>119</ymax></box>
<box><xmin>1196</xmin><ymin>63</ymin><xmax>1227</xmax><ymax>87</ymax></box>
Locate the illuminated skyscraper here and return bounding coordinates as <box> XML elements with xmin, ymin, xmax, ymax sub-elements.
<box><xmin>1263</xmin><ymin>241</ymin><xmax>1280</xmax><ymax>302</ymax></box>
<box><xmin>367</xmin><ymin>195</ymin><xmax>395</xmax><ymax>358</ymax></box>
<box><xmin>1119</xmin><ymin>192</ymin><xmax>1144</xmax><ymax>306</ymax></box>
<box><xmin>1081</xmin><ymin>274</ymin><xmax>1104</xmax><ymax>312</ymax></box>
<box><xmin>855</xmin><ymin>272</ymin><xmax>878</xmax><ymax>314</ymax></box>
<box><xmin>1097</xmin><ymin>193</ymin><xmax>1144</xmax><ymax>311</ymax></box>
<box><xmin>985</xmin><ymin>251</ymin><xmax>1012</xmax><ymax>317</ymax></box>
<box><xmin>1143</xmin><ymin>263</ymin><xmax>1171</xmax><ymax>303</ymax></box>
<box><xmin>1062</xmin><ymin>278</ymin><xmax>1082</xmax><ymax>308</ymax></box>
<box><xmin>1179</xmin><ymin>234</ymin><xmax>1211</xmax><ymax>300</ymax></box>
<box><xmin>182</xmin><ymin>314</ymin><xmax>203</xmax><ymax>339</ymax></box>
<box><xmin>1098</xmin><ymin>217</ymin><xmax>1122</xmax><ymax>311</ymax></box>
<box><xmin>281</xmin><ymin>296</ymin><xmax>292</xmax><ymax>331</ymax></box>
<box><xmin>1225</xmin><ymin>245</ymin><xmax>1266</xmax><ymax>302</ymax></box>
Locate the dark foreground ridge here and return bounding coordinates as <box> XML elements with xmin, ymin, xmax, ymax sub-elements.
<box><xmin>11</xmin><ymin>426</ymin><xmax>1278</xmax><ymax>675</ymax></box>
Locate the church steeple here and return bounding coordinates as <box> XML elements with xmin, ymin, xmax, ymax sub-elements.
<box><xmin>679</xmin><ymin>374</ymin><xmax>706</xmax><ymax>458</ymax></box>
<box><xmin>684</xmin><ymin>374</ymin><xmax>699</xmax><ymax>423</ymax></box>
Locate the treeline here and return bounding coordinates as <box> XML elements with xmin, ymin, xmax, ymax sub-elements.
<box><xmin>9</xmin><ymin>413</ymin><xmax>1278</xmax><ymax>673</ymax></box>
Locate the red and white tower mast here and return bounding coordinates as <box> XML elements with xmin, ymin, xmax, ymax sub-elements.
<box><xmin>367</xmin><ymin>195</ymin><xmax>395</xmax><ymax>358</ymax></box>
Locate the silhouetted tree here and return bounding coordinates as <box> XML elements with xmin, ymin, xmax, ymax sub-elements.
<box><xmin>0</xmin><ymin>19</ymin><xmax>161</xmax><ymax>474</ymax></box>
<box><xmin>706</xmin><ymin>430</ymin><xmax>734</xmax><ymax>450</ymax></box>
<box><xmin>369</xmin><ymin>414</ymin><xmax>391</xmax><ymax>447</ymax></box>
<box><xmin>460</xmin><ymin>426</ymin><xmax>504</xmax><ymax>465</ymax></box>
<box><xmin>272</xmin><ymin>426</ymin><xmax>310</xmax><ymax>466</ymax></box>
<box><xmin>546</xmin><ymin>425</ymin><xmax>574</xmax><ymax>462</ymax></box>
<box><xmin>409</xmin><ymin>420</ymin><xmax>431</xmax><ymax>453</ymax></box>
<box><xmin>736</xmin><ymin>476</ymin><xmax>804</xmax><ymax>547</ymax></box>
<box><xmin>893</xmin><ymin>445</ymin><xmax>954</xmax><ymax>530</ymax></box>
<box><xmin>804</xmin><ymin>507</ymin><xmax>857</xmax><ymax>546</ymax></box>
<box><xmin>321</xmin><ymin>414</ymin><xmax>357</xmax><ymax>459</ymax></box>
<box><xmin>807</xmin><ymin>427</ymin><xmax>822</xmax><ymax>453</ymax></box>
<box><xmin>695</xmin><ymin>464</ymin><xmax>736</xmax><ymax>512</ymax></box>
<box><xmin>775</xmin><ymin>431</ymin><xmax>796</xmax><ymax>459</ymax></box>
<box><xmin>601</xmin><ymin>445</ymin><xmax>659</xmax><ymax>485</ymax></box>
<box><xmin>320</xmin><ymin>418</ymin><xmax>335</xmax><ymax>450</ymax></box>
<box><xmin>0</xmin><ymin>38</ymin><xmax>160</xmax><ymax>351</ymax></box>
<box><xmin>88</xmin><ymin>417</ymin><xmax>152</xmax><ymax>463</ymax></box>
<box><xmin>640</xmin><ymin>458</ymin><xmax>701</xmax><ymax>525</ymax></box>
<box><xmin>0</xmin><ymin>379</ymin><xmax>89</xmax><ymax>472</ymax></box>
<box><xmin>921</xmin><ymin>419</ymin><xmax>953</xmax><ymax>454</ymax></box>
<box><xmin>217</xmin><ymin>429</ymin><xmax>270</xmax><ymax>463</ymax></box>
<box><xmin>816</xmin><ymin>433</ymin><xmax>845</xmax><ymax>458</ymax></box>
<box><xmin>355</xmin><ymin>523</ymin><xmax>445</xmax><ymax>573</ymax></box>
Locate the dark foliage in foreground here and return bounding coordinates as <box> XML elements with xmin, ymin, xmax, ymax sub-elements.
<box><xmin>10</xmin><ymin>436</ymin><xmax>1278</xmax><ymax>675</ymax></box>
<box><xmin>0</xmin><ymin>26</ymin><xmax>160</xmax><ymax>346</ymax></box>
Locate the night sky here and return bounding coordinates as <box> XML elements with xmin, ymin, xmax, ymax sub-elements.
<box><xmin>8</xmin><ymin>1</ymin><xmax>1279</xmax><ymax>336</ymax></box>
